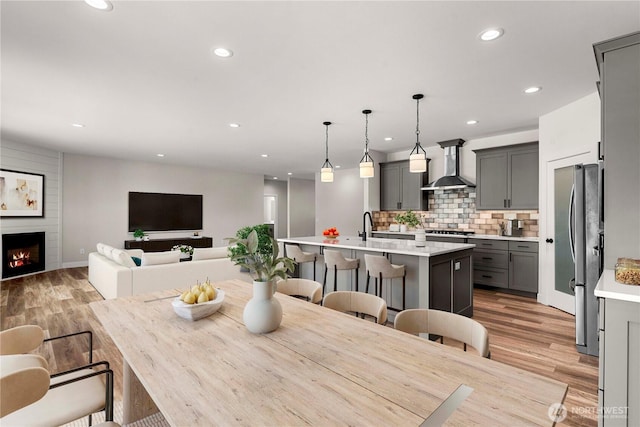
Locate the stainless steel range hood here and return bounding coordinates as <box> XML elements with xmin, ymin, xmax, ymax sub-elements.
<box><xmin>421</xmin><ymin>138</ymin><xmax>476</xmax><ymax>190</ymax></box>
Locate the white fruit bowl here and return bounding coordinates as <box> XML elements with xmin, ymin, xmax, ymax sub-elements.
<box><xmin>172</xmin><ymin>289</ymin><xmax>225</xmax><ymax>321</ymax></box>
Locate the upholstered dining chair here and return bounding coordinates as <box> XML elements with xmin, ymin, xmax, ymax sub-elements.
<box><xmin>0</xmin><ymin>325</ymin><xmax>116</xmax><ymax>426</ymax></box>
<box><xmin>394</xmin><ymin>309</ymin><xmax>491</xmax><ymax>358</ymax></box>
<box><xmin>277</xmin><ymin>278</ymin><xmax>323</xmax><ymax>304</ymax></box>
<box><xmin>323</xmin><ymin>291</ymin><xmax>388</xmax><ymax>325</ymax></box>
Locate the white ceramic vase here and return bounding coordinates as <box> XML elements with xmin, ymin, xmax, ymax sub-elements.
<box><xmin>400</xmin><ymin>224</ymin><xmax>408</xmax><ymax>233</ymax></box>
<box><xmin>243</xmin><ymin>281</ymin><xmax>282</xmax><ymax>334</ymax></box>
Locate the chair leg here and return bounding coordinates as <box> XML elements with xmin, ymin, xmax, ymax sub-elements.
<box><xmin>379</xmin><ymin>273</ymin><xmax>383</xmax><ymax>301</ymax></box>
<box><xmin>323</xmin><ymin>266</ymin><xmax>328</xmax><ymax>294</ymax></box>
<box><xmin>365</xmin><ymin>272</ymin><xmax>371</xmax><ymax>294</ymax></box>
<box><xmin>402</xmin><ymin>274</ymin><xmax>406</xmax><ymax>310</ymax></box>
<box><xmin>313</xmin><ymin>258</ymin><xmax>316</xmax><ymax>281</ymax></box>
<box><xmin>355</xmin><ymin>267</ymin><xmax>359</xmax><ymax>292</ymax></box>
<box><xmin>334</xmin><ymin>266</ymin><xmax>337</xmax><ymax>292</ymax></box>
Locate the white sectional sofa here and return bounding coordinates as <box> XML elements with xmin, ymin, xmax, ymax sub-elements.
<box><xmin>88</xmin><ymin>243</ymin><xmax>251</xmax><ymax>299</ymax></box>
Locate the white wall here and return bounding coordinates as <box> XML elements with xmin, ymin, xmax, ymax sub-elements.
<box><xmin>387</xmin><ymin>130</ymin><xmax>539</xmax><ymax>185</ymax></box>
<box><xmin>288</xmin><ymin>177</ymin><xmax>315</xmax><ymax>237</ymax></box>
<box><xmin>263</xmin><ymin>179</ymin><xmax>288</xmax><ymax>239</ymax></box>
<box><xmin>0</xmin><ymin>139</ymin><xmax>63</xmax><ymax>276</ymax></box>
<box><xmin>537</xmin><ymin>92</ymin><xmax>600</xmax><ymax>305</ymax></box>
<box><xmin>62</xmin><ymin>154</ymin><xmax>264</xmax><ymax>266</ymax></box>
<box><xmin>315</xmin><ymin>168</ymin><xmax>364</xmax><ymax>236</ymax></box>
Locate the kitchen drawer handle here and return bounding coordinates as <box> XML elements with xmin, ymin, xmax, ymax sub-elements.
<box><xmin>481</xmin><ymin>243</ymin><xmax>492</xmax><ymax>246</ymax></box>
<box><xmin>482</xmin><ymin>257</ymin><xmax>493</xmax><ymax>260</ymax></box>
<box><xmin>517</xmin><ymin>245</ymin><xmax>528</xmax><ymax>248</ymax></box>
<box><xmin>482</xmin><ymin>275</ymin><xmax>493</xmax><ymax>278</ymax></box>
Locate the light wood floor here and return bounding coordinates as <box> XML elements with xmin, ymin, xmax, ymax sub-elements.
<box><xmin>1</xmin><ymin>268</ymin><xmax>598</xmax><ymax>426</ymax></box>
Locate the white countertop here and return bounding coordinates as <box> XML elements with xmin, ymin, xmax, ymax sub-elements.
<box><xmin>371</xmin><ymin>230</ymin><xmax>539</xmax><ymax>242</ymax></box>
<box><xmin>279</xmin><ymin>236</ymin><xmax>475</xmax><ymax>258</ymax></box>
<box><xmin>594</xmin><ymin>269</ymin><xmax>640</xmax><ymax>303</ymax></box>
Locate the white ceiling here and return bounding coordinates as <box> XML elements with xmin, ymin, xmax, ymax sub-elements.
<box><xmin>2</xmin><ymin>1</ymin><xmax>639</xmax><ymax>180</ymax></box>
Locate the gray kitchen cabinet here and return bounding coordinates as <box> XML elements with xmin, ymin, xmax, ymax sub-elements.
<box><xmin>509</xmin><ymin>251</ymin><xmax>538</xmax><ymax>292</ymax></box>
<box><xmin>598</xmin><ymin>295</ymin><xmax>640</xmax><ymax>427</ymax></box>
<box><xmin>429</xmin><ymin>249</ymin><xmax>473</xmax><ymax>317</ymax></box>
<box><xmin>594</xmin><ymin>32</ymin><xmax>640</xmax><ymax>268</ymax></box>
<box><xmin>380</xmin><ymin>160</ymin><xmax>429</xmax><ymax>211</ymax></box>
<box><xmin>470</xmin><ymin>238</ymin><xmax>538</xmax><ymax>294</ymax></box>
<box><xmin>474</xmin><ymin>142</ymin><xmax>539</xmax><ymax>210</ymax></box>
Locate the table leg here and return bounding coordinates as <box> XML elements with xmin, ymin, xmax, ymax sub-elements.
<box><xmin>123</xmin><ymin>359</ymin><xmax>159</xmax><ymax>424</ymax></box>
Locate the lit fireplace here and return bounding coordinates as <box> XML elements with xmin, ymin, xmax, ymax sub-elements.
<box><xmin>2</xmin><ymin>232</ymin><xmax>45</xmax><ymax>279</ymax></box>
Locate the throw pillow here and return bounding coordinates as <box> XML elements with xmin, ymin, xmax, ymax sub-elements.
<box><xmin>192</xmin><ymin>246</ymin><xmax>229</xmax><ymax>261</ymax></box>
<box><xmin>96</xmin><ymin>243</ymin><xmax>105</xmax><ymax>255</ymax></box>
<box><xmin>141</xmin><ymin>251</ymin><xmax>180</xmax><ymax>266</ymax></box>
<box><xmin>111</xmin><ymin>249</ymin><xmax>137</xmax><ymax>268</ymax></box>
<box><xmin>131</xmin><ymin>256</ymin><xmax>142</xmax><ymax>267</ymax></box>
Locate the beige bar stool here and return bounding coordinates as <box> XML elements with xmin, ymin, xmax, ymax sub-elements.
<box><xmin>323</xmin><ymin>249</ymin><xmax>359</xmax><ymax>294</ymax></box>
<box><xmin>285</xmin><ymin>244</ymin><xmax>318</xmax><ymax>281</ymax></box>
<box><xmin>364</xmin><ymin>254</ymin><xmax>406</xmax><ymax>312</ymax></box>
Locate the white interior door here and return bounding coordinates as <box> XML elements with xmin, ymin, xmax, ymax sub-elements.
<box><xmin>543</xmin><ymin>153</ymin><xmax>592</xmax><ymax>314</ymax></box>
<box><xmin>263</xmin><ymin>195</ymin><xmax>277</xmax><ymax>238</ymax></box>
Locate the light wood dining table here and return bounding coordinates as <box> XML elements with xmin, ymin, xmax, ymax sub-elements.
<box><xmin>90</xmin><ymin>279</ymin><xmax>567</xmax><ymax>426</ymax></box>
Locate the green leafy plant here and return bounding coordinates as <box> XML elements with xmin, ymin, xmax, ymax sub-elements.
<box><xmin>228</xmin><ymin>224</ymin><xmax>273</xmax><ymax>260</ymax></box>
<box><xmin>133</xmin><ymin>229</ymin><xmax>145</xmax><ymax>239</ymax></box>
<box><xmin>228</xmin><ymin>230</ymin><xmax>295</xmax><ymax>282</ymax></box>
<box><xmin>394</xmin><ymin>210</ymin><xmax>421</xmax><ymax>228</ymax></box>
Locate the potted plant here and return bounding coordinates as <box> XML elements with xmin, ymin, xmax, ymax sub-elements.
<box><xmin>228</xmin><ymin>230</ymin><xmax>295</xmax><ymax>334</ymax></box>
<box><xmin>171</xmin><ymin>244</ymin><xmax>194</xmax><ymax>260</ymax></box>
<box><xmin>228</xmin><ymin>224</ymin><xmax>273</xmax><ymax>271</ymax></box>
<box><xmin>133</xmin><ymin>229</ymin><xmax>145</xmax><ymax>241</ymax></box>
<box><xmin>403</xmin><ymin>210</ymin><xmax>421</xmax><ymax>229</ymax></box>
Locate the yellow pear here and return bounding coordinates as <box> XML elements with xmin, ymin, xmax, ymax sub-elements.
<box><xmin>179</xmin><ymin>290</ymin><xmax>190</xmax><ymax>301</ymax></box>
<box><xmin>197</xmin><ymin>292</ymin><xmax>209</xmax><ymax>304</ymax></box>
<box><xmin>183</xmin><ymin>292</ymin><xmax>196</xmax><ymax>304</ymax></box>
<box><xmin>191</xmin><ymin>284</ymin><xmax>201</xmax><ymax>294</ymax></box>
<box><xmin>205</xmin><ymin>286</ymin><xmax>216</xmax><ymax>300</ymax></box>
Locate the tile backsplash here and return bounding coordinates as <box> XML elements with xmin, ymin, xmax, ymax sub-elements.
<box><xmin>373</xmin><ymin>189</ymin><xmax>539</xmax><ymax>237</ymax></box>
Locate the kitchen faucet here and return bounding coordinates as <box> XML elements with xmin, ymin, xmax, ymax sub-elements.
<box><xmin>360</xmin><ymin>211</ymin><xmax>373</xmax><ymax>241</ymax></box>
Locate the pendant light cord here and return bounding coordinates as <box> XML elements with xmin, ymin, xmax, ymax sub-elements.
<box><xmin>365</xmin><ymin>113</ymin><xmax>369</xmax><ymax>153</ymax></box>
<box><xmin>325</xmin><ymin>124</ymin><xmax>329</xmax><ymax>161</ymax></box>
<box><xmin>415</xmin><ymin>96</ymin><xmax>420</xmax><ymax>144</ymax></box>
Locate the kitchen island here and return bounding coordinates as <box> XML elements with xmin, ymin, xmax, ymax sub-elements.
<box><xmin>279</xmin><ymin>236</ymin><xmax>475</xmax><ymax>316</ymax></box>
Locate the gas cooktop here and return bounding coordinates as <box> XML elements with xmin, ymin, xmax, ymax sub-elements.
<box><xmin>427</xmin><ymin>229</ymin><xmax>476</xmax><ymax>236</ymax></box>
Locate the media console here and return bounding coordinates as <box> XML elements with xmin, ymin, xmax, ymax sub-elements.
<box><xmin>124</xmin><ymin>237</ymin><xmax>213</xmax><ymax>252</ymax></box>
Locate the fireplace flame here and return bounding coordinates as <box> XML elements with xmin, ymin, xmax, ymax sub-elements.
<box><xmin>9</xmin><ymin>251</ymin><xmax>31</xmax><ymax>268</ymax></box>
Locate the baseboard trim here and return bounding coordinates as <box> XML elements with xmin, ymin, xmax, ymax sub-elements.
<box><xmin>62</xmin><ymin>261</ymin><xmax>88</xmax><ymax>268</ymax></box>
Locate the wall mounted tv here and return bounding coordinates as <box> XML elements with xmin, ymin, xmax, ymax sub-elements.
<box><xmin>128</xmin><ymin>192</ymin><xmax>203</xmax><ymax>232</ymax></box>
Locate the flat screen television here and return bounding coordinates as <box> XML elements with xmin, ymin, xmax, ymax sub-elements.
<box><xmin>128</xmin><ymin>192</ymin><xmax>203</xmax><ymax>232</ymax></box>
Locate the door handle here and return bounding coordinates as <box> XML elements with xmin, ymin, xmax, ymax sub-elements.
<box><xmin>546</xmin><ymin>238</ymin><xmax>554</xmax><ymax>243</ymax></box>
<box><xmin>569</xmin><ymin>277</ymin><xmax>576</xmax><ymax>291</ymax></box>
<box><xmin>504</xmin><ymin>199</ymin><xmax>507</xmax><ymax>208</ymax></box>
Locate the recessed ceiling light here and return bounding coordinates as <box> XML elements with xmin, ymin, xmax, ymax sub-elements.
<box><xmin>229</xmin><ymin>123</ymin><xmax>240</xmax><ymax>128</ymax></box>
<box><xmin>479</xmin><ymin>28</ymin><xmax>504</xmax><ymax>41</ymax></box>
<box><xmin>213</xmin><ymin>48</ymin><xmax>233</xmax><ymax>58</ymax></box>
<box><xmin>261</xmin><ymin>154</ymin><xmax>268</xmax><ymax>158</ymax></box>
<box><xmin>287</xmin><ymin>172</ymin><xmax>292</xmax><ymax>176</ymax></box>
<box><xmin>335</xmin><ymin>165</ymin><xmax>341</xmax><ymax>169</ymax></box>
<box><xmin>273</xmin><ymin>177</ymin><xmax>278</xmax><ymax>180</ymax></box>
<box><xmin>84</xmin><ymin>0</ymin><xmax>113</xmax><ymax>11</ymax></box>
<box><xmin>71</xmin><ymin>123</ymin><xmax>85</xmax><ymax>128</ymax></box>
<box><xmin>466</xmin><ymin>120</ymin><xmax>479</xmax><ymax>125</ymax></box>
<box><xmin>384</xmin><ymin>137</ymin><xmax>393</xmax><ymax>141</ymax></box>
<box><xmin>157</xmin><ymin>154</ymin><xmax>165</xmax><ymax>157</ymax></box>
<box><xmin>524</xmin><ymin>86</ymin><xmax>542</xmax><ymax>94</ymax></box>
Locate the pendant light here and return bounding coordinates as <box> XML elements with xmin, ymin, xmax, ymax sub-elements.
<box><xmin>359</xmin><ymin>109</ymin><xmax>374</xmax><ymax>178</ymax></box>
<box><xmin>409</xmin><ymin>94</ymin><xmax>427</xmax><ymax>173</ymax></box>
<box><xmin>320</xmin><ymin>121</ymin><xmax>334</xmax><ymax>183</ymax></box>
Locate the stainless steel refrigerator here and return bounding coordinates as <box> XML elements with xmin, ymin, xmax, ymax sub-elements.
<box><xmin>570</xmin><ymin>163</ymin><xmax>604</xmax><ymax>357</ymax></box>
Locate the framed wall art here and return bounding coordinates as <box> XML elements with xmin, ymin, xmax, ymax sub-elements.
<box><xmin>0</xmin><ymin>169</ymin><xmax>45</xmax><ymax>217</ymax></box>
